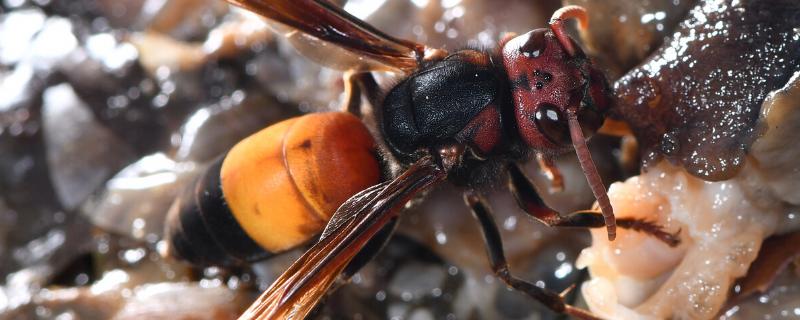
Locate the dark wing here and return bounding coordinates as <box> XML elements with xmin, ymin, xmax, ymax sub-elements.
<box><xmin>225</xmin><ymin>0</ymin><xmax>429</xmax><ymax>73</ymax></box>
<box><xmin>239</xmin><ymin>156</ymin><xmax>445</xmax><ymax>320</ymax></box>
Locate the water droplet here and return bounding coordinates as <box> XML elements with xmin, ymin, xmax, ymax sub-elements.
<box><xmin>435</xmin><ymin>230</ymin><xmax>447</xmax><ymax>244</ymax></box>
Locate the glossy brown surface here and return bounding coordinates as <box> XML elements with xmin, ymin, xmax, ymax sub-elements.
<box><xmin>730</xmin><ymin>231</ymin><xmax>800</xmax><ymax>307</ymax></box>
<box><xmin>613</xmin><ymin>0</ymin><xmax>800</xmax><ymax>181</ymax></box>
<box><xmin>565</xmin><ymin>0</ymin><xmax>696</xmax><ymax>79</ymax></box>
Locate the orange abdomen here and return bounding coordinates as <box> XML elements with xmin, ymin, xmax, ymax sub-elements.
<box><xmin>222</xmin><ymin>112</ymin><xmax>381</xmax><ymax>252</ymax></box>
<box><xmin>166</xmin><ymin>112</ymin><xmax>381</xmax><ymax>265</ymax></box>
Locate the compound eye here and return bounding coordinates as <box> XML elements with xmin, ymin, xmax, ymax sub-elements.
<box><xmin>534</xmin><ymin>103</ymin><xmax>570</xmax><ymax>145</ymax></box>
<box><xmin>520</xmin><ymin>29</ymin><xmax>547</xmax><ymax>58</ymax></box>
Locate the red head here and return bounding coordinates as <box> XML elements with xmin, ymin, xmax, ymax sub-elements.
<box><xmin>500</xmin><ymin>6</ymin><xmax>616</xmax><ymax>240</ymax></box>
<box><xmin>500</xmin><ymin>7</ymin><xmax>609</xmax><ymax>152</ymax></box>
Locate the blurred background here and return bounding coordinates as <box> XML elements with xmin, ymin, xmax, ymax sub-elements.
<box><xmin>0</xmin><ymin>0</ymin><xmax>795</xmax><ymax>319</ymax></box>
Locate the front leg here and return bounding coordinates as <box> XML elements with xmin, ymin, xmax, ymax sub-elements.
<box><xmin>463</xmin><ymin>191</ymin><xmax>601</xmax><ymax>320</ymax></box>
<box><xmin>508</xmin><ymin>163</ymin><xmax>680</xmax><ymax>247</ymax></box>
<box><xmin>536</xmin><ymin>154</ymin><xmax>565</xmax><ymax>193</ymax></box>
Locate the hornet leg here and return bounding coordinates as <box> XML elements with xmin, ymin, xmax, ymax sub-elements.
<box><xmin>463</xmin><ymin>191</ymin><xmax>601</xmax><ymax>320</ymax></box>
<box><xmin>536</xmin><ymin>154</ymin><xmax>565</xmax><ymax>193</ymax></box>
<box><xmin>508</xmin><ymin>163</ymin><xmax>680</xmax><ymax>247</ymax></box>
